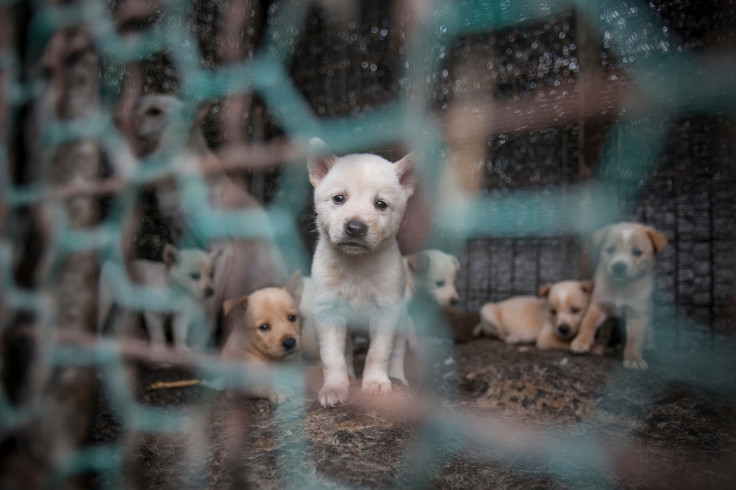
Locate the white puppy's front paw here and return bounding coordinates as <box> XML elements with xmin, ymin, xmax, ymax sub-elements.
<box><xmin>570</xmin><ymin>337</ymin><xmax>592</xmax><ymax>353</ymax></box>
<box><xmin>623</xmin><ymin>358</ymin><xmax>648</xmax><ymax>370</ymax></box>
<box><xmin>319</xmin><ymin>375</ymin><xmax>350</xmax><ymax>407</ymax></box>
<box><xmin>361</xmin><ymin>374</ymin><xmax>392</xmax><ymax>396</ymax></box>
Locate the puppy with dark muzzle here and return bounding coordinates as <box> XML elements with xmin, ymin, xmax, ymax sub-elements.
<box><xmin>570</xmin><ymin>222</ymin><xmax>668</xmax><ymax>369</ymax></box>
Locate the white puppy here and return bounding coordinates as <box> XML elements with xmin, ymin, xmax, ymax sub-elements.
<box><xmin>307</xmin><ymin>138</ymin><xmax>416</xmax><ymax>407</ymax></box>
<box><xmin>403</xmin><ymin>249</ymin><xmax>460</xmax><ymax>306</ymax></box>
<box><xmin>570</xmin><ymin>222</ymin><xmax>668</xmax><ymax>369</ymax></box>
<box><xmin>132</xmin><ymin>94</ymin><xmax>287</xmax><ymax>342</ymax></box>
<box><xmin>98</xmin><ymin>244</ymin><xmax>221</xmax><ymax>351</ymax></box>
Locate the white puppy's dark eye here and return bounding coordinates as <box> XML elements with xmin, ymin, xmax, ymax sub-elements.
<box><xmin>632</xmin><ymin>248</ymin><xmax>643</xmax><ymax>257</ymax></box>
<box><xmin>375</xmin><ymin>200</ymin><xmax>388</xmax><ymax>210</ymax></box>
<box><xmin>550</xmin><ymin>309</ymin><xmax>557</xmax><ymax>316</ymax></box>
<box><xmin>259</xmin><ymin>323</ymin><xmax>270</xmax><ymax>331</ymax></box>
<box><xmin>571</xmin><ymin>307</ymin><xmax>581</xmax><ymax>314</ymax></box>
<box><xmin>435</xmin><ymin>280</ymin><xmax>445</xmax><ymax>288</ymax></box>
<box><xmin>606</xmin><ymin>246</ymin><xmax>616</xmax><ymax>254</ymax></box>
<box><xmin>190</xmin><ymin>273</ymin><xmax>200</xmax><ymax>280</ymax></box>
<box><xmin>288</xmin><ymin>314</ymin><xmax>297</xmax><ymax>322</ymax></box>
<box><xmin>332</xmin><ymin>195</ymin><xmax>345</xmax><ymax>204</ymax></box>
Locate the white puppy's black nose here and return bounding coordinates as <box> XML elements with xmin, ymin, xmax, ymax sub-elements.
<box><xmin>345</xmin><ymin>219</ymin><xmax>368</xmax><ymax>238</ymax></box>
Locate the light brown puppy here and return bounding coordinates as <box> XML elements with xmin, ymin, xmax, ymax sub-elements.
<box><xmin>220</xmin><ymin>271</ymin><xmax>303</xmax><ymax>402</ymax></box>
<box><xmin>536</xmin><ymin>280</ymin><xmax>594</xmax><ymax>350</ymax></box>
<box><xmin>473</xmin><ymin>280</ymin><xmax>594</xmax><ymax>350</ymax></box>
<box><xmin>221</xmin><ymin>271</ymin><xmax>303</xmax><ymax>364</ymax></box>
<box><xmin>474</xmin><ymin>295</ymin><xmax>545</xmax><ymax>344</ymax></box>
<box><xmin>570</xmin><ymin>222</ymin><xmax>668</xmax><ymax>369</ymax></box>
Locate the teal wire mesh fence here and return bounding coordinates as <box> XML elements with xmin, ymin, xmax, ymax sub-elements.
<box><xmin>1</xmin><ymin>0</ymin><xmax>735</xmax><ymax>487</ymax></box>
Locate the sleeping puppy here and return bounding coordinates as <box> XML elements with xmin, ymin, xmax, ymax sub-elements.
<box><xmin>98</xmin><ymin>244</ymin><xmax>221</xmax><ymax>351</ymax></box>
<box><xmin>307</xmin><ymin>138</ymin><xmax>417</xmax><ymax>407</ymax></box>
<box><xmin>570</xmin><ymin>222</ymin><xmax>668</xmax><ymax>369</ymax></box>
<box><xmin>473</xmin><ymin>280</ymin><xmax>593</xmax><ymax>350</ymax></box>
<box><xmin>220</xmin><ymin>271</ymin><xmax>303</xmax><ymax>402</ymax></box>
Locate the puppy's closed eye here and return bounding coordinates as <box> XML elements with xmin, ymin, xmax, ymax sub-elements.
<box><xmin>571</xmin><ymin>307</ymin><xmax>581</xmax><ymax>314</ymax></box>
<box><xmin>435</xmin><ymin>279</ymin><xmax>445</xmax><ymax>288</ymax></box>
<box><xmin>632</xmin><ymin>248</ymin><xmax>643</xmax><ymax>257</ymax></box>
<box><xmin>190</xmin><ymin>272</ymin><xmax>200</xmax><ymax>280</ymax></box>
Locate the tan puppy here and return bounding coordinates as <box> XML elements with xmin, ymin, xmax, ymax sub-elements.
<box><xmin>570</xmin><ymin>222</ymin><xmax>668</xmax><ymax>369</ymax></box>
<box><xmin>474</xmin><ymin>295</ymin><xmax>545</xmax><ymax>344</ymax></box>
<box><xmin>98</xmin><ymin>244</ymin><xmax>221</xmax><ymax>351</ymax></box>
<box><xmin>220</xmin><ymin>271</ymin><xmax>304</xmax><ymax>365</ymax></box>
<box><xmin>536</xmin><ymin>280</ymin><xmax>594</xmax><ymax>350</ymax></box>
<box><xmin>473</xmin><ymin>280</ymin><xmax>593</xmax><ymax>350</ymax></box>
<box><xmin>307</xmin><ymin>138</ymin><xmax>416</xmax><ymax>407</ymax></box>
<box><xmin>403</xmin><ymin>249</ymin><xmax>460</xmax><ymax>306</ymax></box>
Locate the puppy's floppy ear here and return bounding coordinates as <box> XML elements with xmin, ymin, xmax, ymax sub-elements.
<box><xmin>579</xmin><ymin>280</ymin><xmax>594</xmax><ymax>295</ymax></box>
<box><xmin>538</xmin><ymin>285</ymin><xmax>551</xmax><ymax>298</ymax></box>
<box><xmin>646</xmin><ymin>227</ymin><xmax>669</xmax><ymax>253</ymax></box>
<box><xmin>394</xmin><ymin>152</ymin><xmax>418</xmax><ymax>198</ymax></box>
<box><xmin>407</xmin><ymin>251</ymin><xmax>430</xmax><ymax>274</ymax></box>
<box><xmin>223</xmin><ymin>296</ymin><xmax>248</xmax><ymax>316</ymax></box>
<box><xmin>285</xmin><ymin>270</ymin><xmax>304</xmax><ymax>303</ymax></box>
<box><xmin>307</xmin><ymin>138</ymin><xmax>337</xmax><ymax>187</ymax></box>
<box><xmin>162</xmin><ymin>244</ymin><xmax>179</xmax><ymax>268</ymax></box>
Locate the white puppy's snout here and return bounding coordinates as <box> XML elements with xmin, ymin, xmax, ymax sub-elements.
<box><xmin>345</xmin><ymin>219</ymin><xmax>368</xmax><ymax>238</ymax></box>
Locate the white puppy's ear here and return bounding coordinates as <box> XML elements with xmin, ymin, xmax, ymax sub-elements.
<box><xmin>538</xmin><ymin>285</ymin><xmax>551</xmax><ymax>298</ymax></box>
<box><xmin>646</xmin><ymin>227</ymin><xmax>668</xmax><ymax>253</ymax></box>
<box><xmin>307</xmin><ymin>138</ymin><xmax>337</xmax><ymax>187</ymax></box>
<box><xmin>407</xmin><ymin>252</ymin><xmax>429</xmax><ymax>274</ymax></box>
<box><xmin>394</xmin><ymin>152</ymin><xmax>418</xmax><ymax>198</ymax></box>
<box><xmin>223</xmin><ymin>296</ymin><xmax>248</xmax><ymax>316</ymax></box>
<box><xmin>593</xmin><ymin>225</ymin><xmax>612</xmax><ymax>248</ymax></box>
<box><xmin>285</xmin><ymin>270</ymin><xmax>304</xmax><ymax>303</ymax></box>
<box><xmin>580</xmin><ymin>280</ymin><xmax>594</xmax><ymax>295</ymax></box>
<box><xmin>162</xmin><ymin>244</ymin><xmax>179</xmax><ymax>268</ymax></box>
<box><xmin>451</xmin><ymin>254</ymin><xmax>461</xmax><ymax>272</ymax></box>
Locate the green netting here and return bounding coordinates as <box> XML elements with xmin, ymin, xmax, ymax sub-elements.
<box><xmin>1</xmin><ymin>0</ymin><xmax>735</xmax><ymax>488</ymax></box>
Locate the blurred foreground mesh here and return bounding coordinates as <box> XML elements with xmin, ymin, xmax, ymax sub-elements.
<box><xmin>1</xmin><ymin>0</ymin><xmax>735</xmax><ymax>488</ymax></box>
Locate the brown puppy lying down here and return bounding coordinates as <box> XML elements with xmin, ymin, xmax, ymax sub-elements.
<box><xmin>473</xmin><ymin>280</ymin><xmax>594</xmax><ymax>350</ymax></box>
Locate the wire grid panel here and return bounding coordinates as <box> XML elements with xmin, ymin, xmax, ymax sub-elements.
<box><xmin>1</xmin><ymin>0</ymin><xmax>736</xmax><ymax>487</ymax></box>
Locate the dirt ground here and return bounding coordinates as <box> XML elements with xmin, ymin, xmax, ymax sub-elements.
<box><xmin>92</xmin><ymin>333</ymin><xmax>736</xmax><ymax>489</ymax></box>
